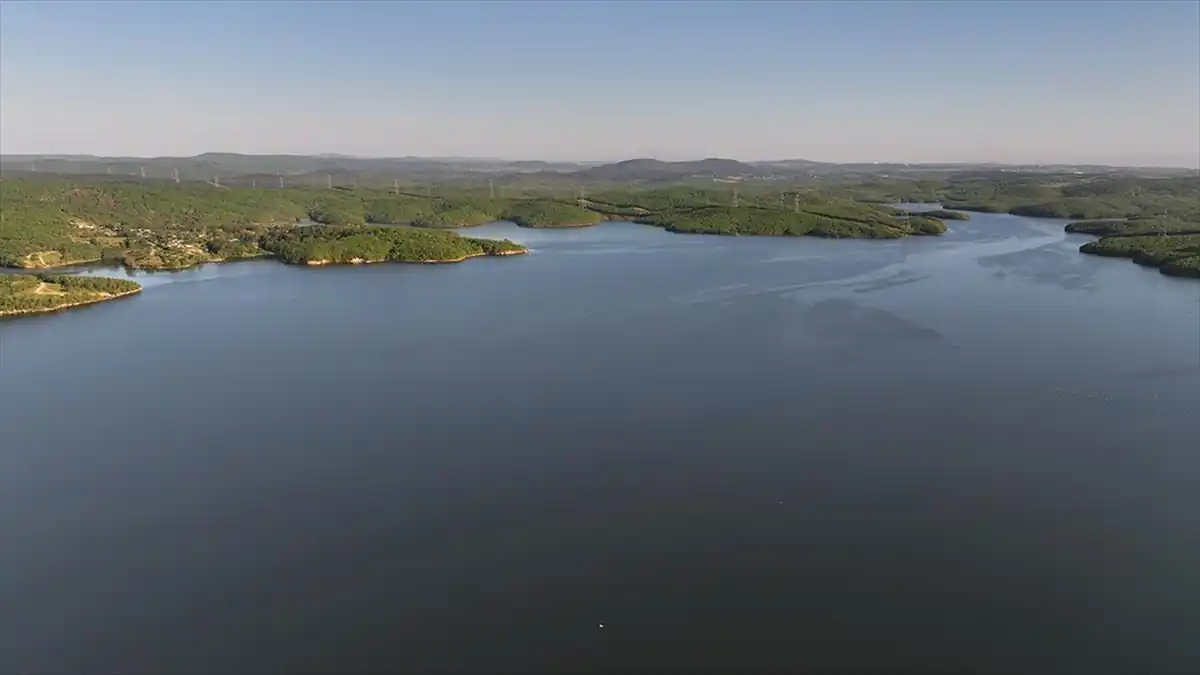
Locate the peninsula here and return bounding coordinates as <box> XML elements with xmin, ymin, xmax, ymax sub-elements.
<box><xmin>1077</xmin><ymin>233</ymin><xmax>1200</xmax><ymax>278</ymax></box>
<box><xmin>0</xmin><ymin>274</ymin><xmax>142</xmax><ymax>317</ymax></box>
<box><xmin>0</xmin><ymin>227</ymin><xmax>528</xmax><ymax>318</ymax></box>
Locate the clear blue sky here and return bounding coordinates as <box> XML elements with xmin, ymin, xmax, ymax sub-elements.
<box><xmin>1</xmin><ymin>0</ymin><xmax>1197</xmax><ymax>166</ymax></box>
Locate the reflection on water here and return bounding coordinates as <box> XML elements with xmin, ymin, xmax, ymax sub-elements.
<box><xmin>978</xmin><ymin>242</ymin><xmax>1100</xmax><ymax>291</ymax></box>
<box><xmin>804</xmin><ymin>297</ymin><xmax>945</xmax><ymax>343</ymax></box>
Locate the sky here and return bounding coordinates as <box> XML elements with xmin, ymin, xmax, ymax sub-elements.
<box><xmin>1</xmin><ymin>0</ymin><xmax>1197</xmax><ymax>166</ymax></box>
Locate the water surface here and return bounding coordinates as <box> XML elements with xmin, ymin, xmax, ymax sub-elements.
<box><xmin>2</xmin><ymin>213</ymin><xmax>1198</xmax><ymax>674</ymax></box>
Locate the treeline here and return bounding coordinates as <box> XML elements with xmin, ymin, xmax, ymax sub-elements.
<box><xmin>792</xmin><ymin>173</ymin><xmax>1200</xmax><ymax>223</ymax></box>
<box><xmin>634</xmin><ymin>205</ymin><xmax>945</xmax><ymax>237</ymax></box>
<box><xmin>311</xmin><ymin>192</ymin><xmax>602</xmax><ymax>229</ymax></box>
<box><xmin>260</xmin><ymin>226</ymin><xmax>526</xmax><ymax>265</ymax></box>
<box><xmin>611</xmin><ymin>190</ymin><xmax>946</xmax><ymax>237</ymax></box>
<box><xmin>0</xmin><ymin>274</ymin><xmax>141</xmax><ymax>315</ymax></box>
<box><xmin>1065</xmin><ymin>217</ymin><xmax>1200</xmax><ymax>237</ymax></box>
<box><xmin>939</xmin><ymin>174</ymin><xmax>1200</xmax><ymax>220</ymax></box>
<box><xmin>501</xmin><ymin>201</ymin><xmax>602</xmax><ymax>228</ymax></box>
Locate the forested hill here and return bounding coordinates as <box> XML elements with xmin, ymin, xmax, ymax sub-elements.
<box><xmin>0</xmin><ymin>154</ymin><xmax>592</xmax><ymax>183</ymax></box>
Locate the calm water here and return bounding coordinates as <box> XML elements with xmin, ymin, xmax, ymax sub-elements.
<box><xmin>2</xmin><ymin>213</ymin><xmax>1198</xmax><ymax>674</ymax></box>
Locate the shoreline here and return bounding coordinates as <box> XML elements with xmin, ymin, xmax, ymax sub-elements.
<box><xmin>3</xmin><ymin>217</ymin><xmax>956</xmax><ymax>275</ymax></box>
<box><xmin>301</xmin><ymin>247</ymin><xmax>528</xmax><ymax>266</ymax></box>
<box><xmin>2</xmin><ymin>247</ymin><xmax>529</xmax><ymax>274</ymax></box>
<box><xmin>518</xmin><ymin>222</ymin><xmax>602</xmax><ymax>229</ymax></box>
<box><xmin>0</xmin><ymin>288</ymin><xmax>143</xmax><ymax>318</ymax></box>
<box><xmin>3</xmin><ymin>253</ymin><xmax>274</xmax><ymax>275</ymax></box>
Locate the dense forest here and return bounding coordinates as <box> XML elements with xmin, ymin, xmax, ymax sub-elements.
<box><xmin>500</xmin><ymin>201</ymin><xmax>603</xmax><ymax>228</ymax></box>
<box><xmin>0</xmin><ymin>274</ymin><xmax>142</xmax><ymax>316</ymax></box>
<box><xmin>260</xmin><ymin>226</ymin><xmax>526</xmax><ymax>265</ymax></box>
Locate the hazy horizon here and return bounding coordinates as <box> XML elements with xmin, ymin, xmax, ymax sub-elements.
<box><xmin>2</xmin><ymin>151</ymin><xmax>1198</xmax><ymax>170</ymax></box>
<box><xmin>2</xmin><ymin>0</ymin><xmax>1197</xmax><ymax>168</ymax></box>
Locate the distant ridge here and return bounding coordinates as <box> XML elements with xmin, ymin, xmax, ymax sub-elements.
<box><xmin>580</xmin><ymin>157</ymin><xmax>759</xmax><ymax>180</ymax></box>
<box><xmin>1</xmin><ymin>152</ymin><xmax>1194</xmax><ymax>183</ymax></box>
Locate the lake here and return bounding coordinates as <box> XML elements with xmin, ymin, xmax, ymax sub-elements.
<box><xmin>2</xmin><ymin>212</ymin><xmax>1198</xmax><ymax>674</ymax></box>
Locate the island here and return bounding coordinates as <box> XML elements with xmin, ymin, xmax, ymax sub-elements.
<box><xmin>1</xmin><ymin>274</ymin><xmax>142</xmax><ymax>317</ymax></box>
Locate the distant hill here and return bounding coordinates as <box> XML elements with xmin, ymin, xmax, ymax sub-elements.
<box><xmin>0</xmin><ymin>153</ymin><xmax>591</xmax><ymax>182</ymax></box>
<box><xmin>579</xmin><ymin>158</ymin><xmax>760</xmax><ymax>181</ymax></box>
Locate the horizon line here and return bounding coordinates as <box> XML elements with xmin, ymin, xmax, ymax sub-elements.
<box><xmin>1</xmin><ymin>152</ymin><xmax>1196</xmax><ymax>171</ymax></box>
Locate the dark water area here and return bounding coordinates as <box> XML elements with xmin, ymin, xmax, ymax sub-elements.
<box><xmin>2</xmin><ymin>213</ymin><xmax>1198</xmax><ymax>674</ymax></box>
